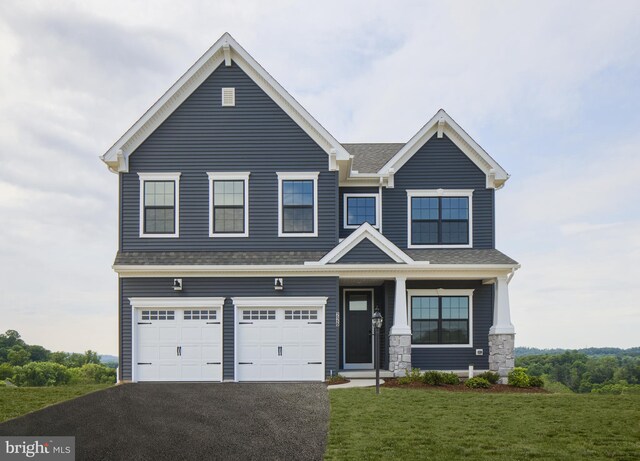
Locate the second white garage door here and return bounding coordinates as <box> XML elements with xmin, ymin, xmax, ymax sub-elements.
<box><xmin>236</xmin><ymin>307</ymin><xmax>324</xmax><ymax>381</ymax></box>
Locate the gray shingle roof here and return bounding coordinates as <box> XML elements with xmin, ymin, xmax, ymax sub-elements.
<box><xmin>342</xmin><ymin>143</ymin><xmax>404</xmax><ymax>173</ymax></box>
<box><xmin>406</xmin><ymin>249</ymin><xmax>518</xmax><ymax>265</ymax></box>
<box><xmin>114</xmin><ymin>251</ymin><xmax>327</xmax><ymax>266</ymax></box>
<box><xmin>114</xmin><ymin>249</ymin><xmax>517</xmax><ymax>266</ymax></box>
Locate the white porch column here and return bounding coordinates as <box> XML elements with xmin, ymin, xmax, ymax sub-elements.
<box><xmin>490</xmin><ymin>275</ymin><xmax>515</xmax><ymax>335</ymax></box>
<box><xmin>390</xmin><ymin>276</ymin><xmax>411</xmax><ymax>335</ymax></box>
<box><xmin>489</xmin><ymin>274</ymin><xmax>516</xmax><ymax>381</ymax></box>
<box><xmin>389</xmin><ymin>276</ymin><xmax>411</xmax><ymax>376</ymax></box>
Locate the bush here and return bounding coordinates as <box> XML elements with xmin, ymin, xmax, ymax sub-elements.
<box><xmin>476</xmin><ymin>371</ymin><xmax>500</xmax><ymax>384</ymax></box>
<box><xmin>398</xmin><ymin>368</ymin><xmax>422</xmax><ymax>385</ymax></box>
<box><xmin>465</xmin><ymin>377</ymin><xmax>491</xmax><ymax>389</ymax></box>
<box><xmin>508</xmin><ymin>367</ymin><xmax>531</xmax><ymax>388</ymax></box>
<box><xmin>591</xmin><ymin>383</ymin><xmax>640</xmax><ymax>395</ymax></box>
<box><xmin>12</xmin><ymin>362</ymin><xmax>71</xmax><ymax>387</ymax></box>
<box><xmin>68</xmin><ymin>364</ymin><xmax>116</xmax><ymax>385</ymax></box>
<box><xmin>0</xmin><ymin>363</ymin><xmax>14</xmax><ymax>380</ymax></box>
<box><xmin>528</xmin><ymin>376</ymin><xmax>544</xmax><ymax>388</ymax></box>
<box><xmin>422</xmin><ymin>371</ymin><xmax>460</xmax><ymax>386</ymax></box>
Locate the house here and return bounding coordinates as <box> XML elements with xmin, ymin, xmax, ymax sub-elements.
<box><xmin>101</xmin><ymin>33</ymin><xmax>519</xmax><ymax>383</ymax></box>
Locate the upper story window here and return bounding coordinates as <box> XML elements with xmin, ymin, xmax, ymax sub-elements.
<box><xmin>277</xmin><ymin>172</ymin><xmax>319</xmax><ymax>237</ymax></box>
<box><xmin>138</xmin><ymin>173</ymin><xmax>181</xmax><ymax>238</ymax></box>
<box><xmin>407</xmin><ymin>189</ymin><xmax>473</xmax><ymax>248</ymax></box>
<box><xmin>409</xmin><ymin>289</ymin><xmax>474</xmax><ymax>347</ymax></box>
<box><xmin>208</xmin><ymin>172</ymin><xmax>250</xmax><ymax>238</ymax></box>
<box><xmin>344</xmin><ymin>193</ymin><xmax>379</xmax><ymax>229</ymax></box>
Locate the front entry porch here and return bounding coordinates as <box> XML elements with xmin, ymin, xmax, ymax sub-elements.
<box><xmin>337</xmin><ymin>275</ymin><xmax>516</xmax><ymax>379</ymax></box>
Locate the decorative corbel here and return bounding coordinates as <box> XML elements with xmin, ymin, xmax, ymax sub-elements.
<box><xmin>387</xmin><ymin>168</ymin><xmax>395</xmax><ymax>188</ymax></box>
<box><xmin>486</xmin><ymin>168</ymin><xmax>496</xmax><ymax>189</ymax></box>
<box><xmin>329</xmin><ymin>148</ymin><xmax>338</xmax><ymax>171</ymax></box>
<box><xmin>116</xmin><ymin>149</ymin><xmax>129</xmax><ymax>173</ymax></box>
<box><xmin>223</xmin><ymin>41</ymin><xmax>232</xmax><ymax>67</ymax></box>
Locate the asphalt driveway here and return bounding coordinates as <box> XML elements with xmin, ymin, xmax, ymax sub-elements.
<box><xmin>0</xmin><ymin>383</ymin><xmax>329</xmax><ymax>460</ymax></box>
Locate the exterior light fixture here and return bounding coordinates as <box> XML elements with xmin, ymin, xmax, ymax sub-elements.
<box><xmin>274</xmin><ymin>278</ymin><xmax>284</xmax><ymax>290</ymax></box>
<box><xmin>173</xmin><ymin>278</ymin><xmax>182</xmax><ymax>291</ymax></box>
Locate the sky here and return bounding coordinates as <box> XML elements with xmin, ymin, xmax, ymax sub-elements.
<box><xmin>0</xmin><ymin>1</ymin><xmax>639</xmax><ymax>355</ymax></box>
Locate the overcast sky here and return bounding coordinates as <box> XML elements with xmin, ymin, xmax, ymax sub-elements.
<box><xmin>1</xmin><ymin>1</ymin><xmax>639</xmax><ymax>355</ymax></box>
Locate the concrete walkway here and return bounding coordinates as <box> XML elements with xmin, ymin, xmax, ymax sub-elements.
<box><xmin>328</xmin><ymin>379</ymin><xmax>384</xmax><ymax>389</ymax></box>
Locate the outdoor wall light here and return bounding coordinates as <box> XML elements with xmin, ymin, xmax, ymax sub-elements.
<box><xmin>274</xmin><ymin>278</ymin><xmax>284</xmax><ymax>290</ymax></box>
<box><xmin>173</xmin><ymin>278</ymin><xmax>183</xmax><ymax>291</ymax></box>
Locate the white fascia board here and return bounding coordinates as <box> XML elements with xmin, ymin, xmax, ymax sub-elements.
<box><xmin>128</xmin><ymin>297</ymin><xmax>226</xmax><ymax>308</ymax></box>
<box><xmin>232</xmin><ymin>296</ymin><xmax>328</xmax><ymax>308</ymax></box>
<box><xmin>377</xmin><ymin>109</ymin><xmax>509</xmax><ymax>189</ymax></box>
<box><xmin>101</xmin><ymin>33</ymin><xmax>349</xmax><ymax>173</ymax></box>
<box><xmin>312</xmin><ymin>222</ymin><xmax>414</xmax><ymax>265</ymax></box>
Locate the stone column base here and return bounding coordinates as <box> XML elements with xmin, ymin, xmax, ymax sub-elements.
<box><xmin>389</xmin><ymin>334</ymin><xmax>412</xmax><ymax>377</ymax></box>
<box><xmin>488</xmin><ymin>333</ymin><xmax>515</xmax><ymax>383</ymax></box>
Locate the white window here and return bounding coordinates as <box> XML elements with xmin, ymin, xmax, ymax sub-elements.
<box><xmin>277</xmin><ymin>172</ymin><xmax>319</xmax><ymax>237</ymax></box>
<box><xmin>208</xmin><ymin>172</ymin><xmax>250</xmax><ymax>237</ymax></box>
<box><xmin>138</xmin><ymin>173</ymin><xmax>181</xmax><ymax>238</ymax></box>
<box><xmin>184</xmin><ymin>310</ymin><xmax>217</xmax><ymax>320</ymax></box>
<box><xmin>141</xmin><ymin>310</ymin><xmax>175</xmax><ymax>321</ymax></box>
<box><xmin>407</xmin><ymin>189</ymin><xmax>473</xmax><ymax>248</ymax></box>
<box><xmin>408</xmin><ymin>289</ymin><xmax>474</xmax><ymax>348</ymax></box>
<box><xmin>284</xmin><ymin>310</ymin><xmax>319</xmax><ymax>320</ymax></box>
<box><xmin>343</xmin><ymin>193</ymin><xmax>379</xmax><ymax>229</ymax></box>
<box><xmin>242</xmin><ymin>310</ymin><xmax>276</xmax><ymax>320</ymax></box>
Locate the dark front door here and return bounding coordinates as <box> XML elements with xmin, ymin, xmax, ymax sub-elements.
<box><xmin>345</xmin><ymin>290</ymin><xmax>373</xmax><ymax>366</ymax></box>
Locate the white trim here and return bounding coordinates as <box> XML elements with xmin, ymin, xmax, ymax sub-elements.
<box><xmin>232</xmin><ymin>296</ymin><xmax>328</xmax><ymax>308</ymax></box>
<box><xmin>312</xmin><ymin>222</ymin><xmax>416</xmax><ymax>265</ymax></box>
<box><xmin>407</xmin><ymin>289</ymin><xmax>474</xmax><ymax>348</ymax></box>
<box><xmin>343</xmin><ymin>193</ymin><xmax>380</xmax><ymax>229</ymax></box>
<box><xmin>138</xmin><ymin>172</ymin><xmax>181</xmax><ymax>238</ymax></box>
<box><xmin>101</xmin><ymin>33</ymin><xmax>349</xmax><ymax>173</ymax></box>
<box><xmin>207</xmin><ymin>172</ymin><xmax>251</xmax><ymax>238</ymax></box>
<box><xmin>407</xmin><ymin>189</ymin><xmax>473</xmax><ymax>249</ymax></box>
<box><xmin>277</xmin><ymin>172</ymin><xmax>319</xmax><ymax>237</ymax></box>
<box><xmin>378</xmin><ymin>109</ymin><xmax>509</xmax><ymax>189</ymax></box>
<box><xmin>342</xmin><ymin>288</ymin><xmax>375</xmax><ymax>369</ymax></box>
<box><xmin>129</xmin><ymin>297</ymin><xmax>225</xmax><ymax>383</ymax></box>
<box><xmin>232</xmin><ymin>297</ymin><xmax>327</xmax><ymax>382</ymax></box>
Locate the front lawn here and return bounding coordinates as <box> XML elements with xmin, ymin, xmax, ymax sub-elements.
<box><xmin>326</xmin><ymin>388</ymin><xmax>640</xmax><ymax>460</ymax></box>
<box><xmin>0</xmin><ymin>384</ymin><xmax>112</xmax><ymax>423</ymax></box>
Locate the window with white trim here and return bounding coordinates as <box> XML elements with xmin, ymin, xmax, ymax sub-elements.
<box><xmin>409</xmin><ymin>289</ymin><xmax>473</xmax><ymax>347</ymax></box>
<box><xmin>407</xmin><ymin>190</ymin><xmax>473</xmax><ymax>248</ymax></box>
<box><xmin>344</xmin><ymin>193</ymin><xmax>379</xmax><ymax>228</ymax></box>
<box><xmin>277</xmin><ymin>172</ymin><xmax>319</xmax><ymax>237</ymax></box>
<box><xmin>208</xmin><ymin>172</ymin><xmax>250</xmax><ymax>237</ymax></box>
<box><xmin>284</xmin><ymin>309</ymin><xmax>318</xmax><ymax>320</ymax></box>
<box><xmin>184</xmin><ymin>310</ymin><xmax>217</xmax><ymax>320</ymax></box>
<box><xmin>138</xmin><ymin>173</ymin><xmax>181</xmax><ymax>238</ymax></box>
<box><xmin>141</xmin><ymin>310</ymin><xmax>175</xmax><ymax>320</ymax></box>
<box><xmin>242</xmin><ymin>310</ymin><xmax>276</xmax><ymax>320</ymax></box>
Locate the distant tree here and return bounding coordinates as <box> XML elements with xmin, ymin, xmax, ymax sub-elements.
<box><xmin>7</xmin><ymin>345</ymin><xmax>30</xmax><ymax>366</ymax></box>
<box><xmin>83</xmin><ymin>350</ymin><xmax>100</xmax><ymax>365</ymax></box>
<box><xmin>27</xmin><ymin>345</ymin><xmax>50</xmax><ymax>362</ymax></box>
<box><xmin>49</xmin><ymin>351</ymin><xmax>69</xmax><ymax>365</ymax></box>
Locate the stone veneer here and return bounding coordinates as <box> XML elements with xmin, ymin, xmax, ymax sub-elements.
<box><xmin>388</xmin><ymin>334</ymin><xmax>412</xmax><ymax>376</ymax></box>
<box><xmin>488</xmin><ymin>333</ymin><xmax>515</xmax><ymax>383</ymax></box>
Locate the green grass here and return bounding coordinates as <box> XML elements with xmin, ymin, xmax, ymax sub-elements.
<box><xmin>326</xmin><ymin>388</ymin><xmax>640</xmax><ymax>460</ymax></box>
<box><xmin>0</xmin><ymin>384</ymin><xmax>112</xmax><ymax>423</ymax></box>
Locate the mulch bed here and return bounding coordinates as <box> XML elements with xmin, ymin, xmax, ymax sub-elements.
<box><xmin>382</xmin><ymin>379</ymin><xmax>549</xmax><ymax>393</ymax></box>
<box><xmin>325</xmin><ymin>377</ymin><xmax>350</xmax><ymax>386</ymax></box>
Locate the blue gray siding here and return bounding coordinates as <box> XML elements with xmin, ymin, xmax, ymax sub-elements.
<box><xmin>121</xmin><ymin>62</ymin><xmax>338</xmax><ymax>252</ymax></box>
<box><xmin>382</xmin><ymin>134</ymin><xmax>495</xmax><ymax>249</ymax></box>
<box><xmin>334</xmin><ymin>239</ymin><xmax>397</xmax><ymax>264</ymax></box>
<box><xmin>339</xmin><ymin>187</ymin><xmax>379</xmax><ymax>239</ymax></box>
<box><xmin>120</xmin><ymin>276</ymin><xmax>339</xmax><ymax>381</ymax></box>
<box><xmin>406</xmin><ymin>280</ymin><xmax>492</xmax><ymax>370</ymax></box>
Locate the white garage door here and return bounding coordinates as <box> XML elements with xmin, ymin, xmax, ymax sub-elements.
<box><xmin>236</xmin><ymin>308</ymin><xmax>324</xmax><ymax>381</ymax></box>
<box><xmin>135</xmin><ymin>308</ymin><xmax>222</xmax><ymax>382</ymax></box>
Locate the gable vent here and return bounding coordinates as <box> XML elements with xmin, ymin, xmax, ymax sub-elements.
<box><xmin>222</xmin><ymin>88</ymin><xmax>235</xmax><ymax>107</ymax></box>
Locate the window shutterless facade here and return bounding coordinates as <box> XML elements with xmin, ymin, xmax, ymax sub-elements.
<box><xmin>277</xmin><ymin>172</ymin><xmax>319</xmax><ymax>237</ymax></box>
<box><xmin>409</xmin><ymin>289</ymin><xmax>474</xmax><ymax>348</ymax></box>
<box><xmin>407</xmin><ymin>189</ymin><xmax>473</xmax><ymax>248</ymax></box>
<box><xmin>207</xmin><ymin>172</ymin><xmax>250</xmax><ymax>237</ymax></box>
<box><xmin>344</xmin><ymin>193</ymin><xmax>379</xmax><ymax>229</ymax></box>
<box><xmin>138</xmin><ymin>173</ymin><xmax>181</xmax><ymax>238</ymax></box>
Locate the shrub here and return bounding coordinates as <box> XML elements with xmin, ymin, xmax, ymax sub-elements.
<box><xmin>398</xmin><ymin>368</ymin><xmax>422</xmax><ymax>385</ymax></box>
<box><xmin>508</xmin><ymin>367</ymin><xmax>531</xmax><ymax>388</ymax></box>
<box><xmin>465</xmin><ymin>377</ymin><xmax>491</xmax><ymax>389</ymax></box>
<box><xmin>0</xmin><ymin>363</ymin><xmax>14</xmax><ymax>380</ymax></box>
<box><xmin>528</xmin><ymin>376</ymin><xmax>544</xmax><ymax>388</ymax></box>
<box><xmin>13</xmin><ymin>362</ymin><xmax>71</xmax><ymax>387</ymax></box>
<box><xmin>325</xmin><ymin>374</ymin><xmax>347</xmax><ymax>385</ymax></box>
<box><xmin>476</xmin><ymin>371</ymin><xmax>500</xmax><ymax>384</ymax></box>
<box><xmin>422</xmin><ymin>371</ymin><xmax>460</xmax><ymax>386</ymax></box>
<box><xmin>68</xmin><ymin>364</ymin><xmax>116</xmax><ymax>385</ymax></box>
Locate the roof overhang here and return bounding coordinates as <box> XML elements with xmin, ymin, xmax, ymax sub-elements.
<box><xmin>100</xmin><ymin>32</ymin><xmax>350</xmax><ymax>173</ymax></box>
<box><xmin>378</xmin><ymin>109</ymin><xmax>510</xmax><ymax>189</ymax></box>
